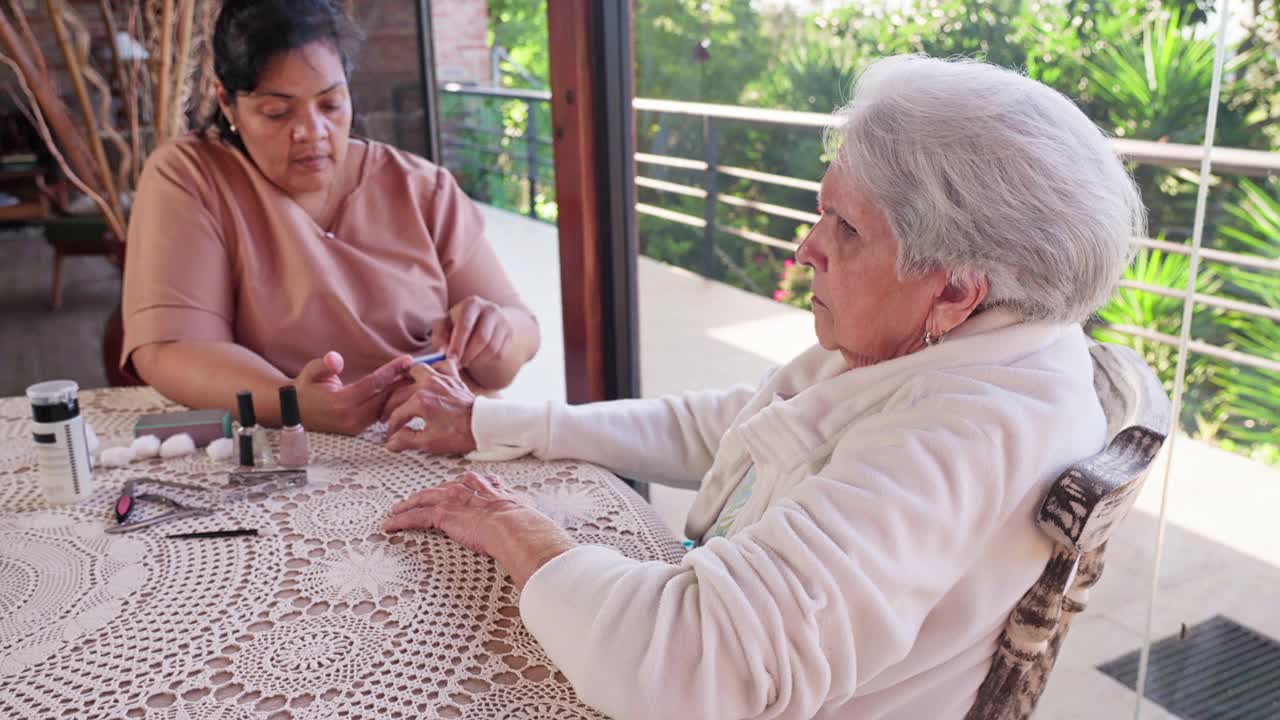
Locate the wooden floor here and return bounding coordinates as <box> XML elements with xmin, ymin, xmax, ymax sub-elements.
<box><xmin>0</xmin><ymin>226</ymin><xmax>119</xmax><ymax>398</ymax></box>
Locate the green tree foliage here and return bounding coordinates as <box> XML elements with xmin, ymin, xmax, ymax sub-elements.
<box><xmin>467</xmin><ymin>0</ymin><xmax>1280</xmax><ymax>461</ymax></box>
<box><xmin>634</xmin><ymin>0</ymin><xmax>770</xmax><ymax>102</ymax></box>
<box><xmin>1208</xmin><ymin>178</ymin><xmax>1280</xmax><ymax>459</ymax></box>
<box><xmin>487</xmin><ymin>0</ymin><xmax>549</xmax><ymax>88</ymax></box>
<box><xmin>1092</xmin><ymin>246</ymin><xmax>1223</xmax><ymax>434</ymax></box>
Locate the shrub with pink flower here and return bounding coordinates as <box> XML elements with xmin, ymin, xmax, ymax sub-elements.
<box><xmin>775</xmin><ymin>257</ymin><xmax>813</xmax><ymax>309</ymax></box>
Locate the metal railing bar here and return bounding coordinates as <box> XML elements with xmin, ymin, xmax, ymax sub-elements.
<box><xmin>452</xmin><ymin>155</ymin><xmax>1280</xmax><ymax>330</ymax></box>
<box><xmin>445</xmin><ymin>87</ymin><xmax>1280</xmax><ymax>176</ymax></box>
<box><xmin>1196</xmin><ymin>294</ymin><xmax>1280</xmax><ymax>322</ymax></box>
<box><xmin>719</xmin><ymin>165</ymin><xmax>823</xmax><ymax>192</ymax></box>
<box><xmin>635</xmin><ymin>152</ymin><xmax>708</xmax><ymax>171</ymax></box>
<box><xmin>718</xmin><ymin>193</ymin><xmax>821</xmax><ymax>223</ymax></box>
<box><xmin>1116</xmin><ymin>280</ymin><xmax>1280</xmax><ymax>322</ymax></box>
<box><xmin>446</xmin><ymin>122</ymin><xmax>555</xmax><ymax>146</ymax></box>
<box><xmin>639</xmin><ymin>203</ymin><xmax>800</xmax><ymax>253</ymax></box>
<box><xmin>1130</xmin><ymin>236</ymin><xmax>1280</xmax><ymax>273</ymax></box>
<box><xmin>443</xmin><ymin>142</ymin><xmax>554</xmax><ymax>169</ymax></box>
<box><xmin>1117</xmin><ymin>280</ymin><xmax>1186</xmax><ymax>301</ymax></box>
<box><xmin>1113</xmin><ymin>138</ymin><xmax>1280</xmax><ymax>177</ymax></box>
<box><xmin>702</xmin><ymin>117</ymin><xmax>719</xmax><ymax>276</ymax></box>
<box><xmin>638</xmin><ymin>157</ymin><xmax>822</xmax><ymax>194</ymax></box>
<box><xmin>636</xmin><ymin>203</ymin><xmax>705</xmax><ymax>228</ymax></box>
<box><xmin>718</xmin><ymin>224</ymin><xmax>800</xmax><ymax>252</ymax></box>
<box><xmin>442</xmin><ymin>86</ymin><xmax>1280</xmax><ymax>334</ymax></box>
<box><xmin>1099</xmin><ymin>323</ymin><xmax>1280</xmax><ymax>374</ymax></box>
<box><xmin>636</xmin><ymin>176</ymin><xmax>706</xmax><ymax>198</ymax></box>
<box><xmin>634</xmin><ymin>97</ymin><xmax>832</xmax><ymax>128</ymax></box>
<box><xmin>441</xmin><ymin>82</ymin><xmax>550</xmax><ymax>102</ymax></box>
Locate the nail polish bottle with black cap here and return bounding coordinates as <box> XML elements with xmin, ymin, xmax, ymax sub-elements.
<box><xmin>277</xmin><ymin>385</ymin><xmax>309</xmax><ymax>468</ymax></box>
<box><xmin>235</xmin><ymin>391</ymin><xmax>273</xmax><ymax>468</ymax></box>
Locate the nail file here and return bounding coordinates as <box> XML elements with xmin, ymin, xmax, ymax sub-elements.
<box><xmin>166</xmin><ymin>528</ymin><xmax>258</xmax><ymax>539</ymax></box>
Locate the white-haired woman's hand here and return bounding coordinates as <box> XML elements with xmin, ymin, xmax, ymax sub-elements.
<box><xmin>384</xmin><ymin>471</ymin><xmax>576</xmax><ymax>590</ymax></box>
<box><xmin>382</xmin><ymin>360</ymin><xmax>478</xmax><ymax>455</ymax></box>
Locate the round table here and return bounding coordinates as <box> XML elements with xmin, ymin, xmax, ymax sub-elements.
<box><xmin>0</xmin><ymin>387</ymin><xmax>684</xmax><ymax>719</ymax></box>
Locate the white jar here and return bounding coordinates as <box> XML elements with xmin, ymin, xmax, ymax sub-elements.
<box><xmin>26</xmin><ymin>380</ymin><xmax>93</xmax><ymax>504</ymax></box>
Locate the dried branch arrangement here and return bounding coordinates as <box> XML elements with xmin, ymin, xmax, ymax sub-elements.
<box><xmin>0</xmin><ymin>0</ymin><xmax>216</xmax><ymax>242</ymax></box>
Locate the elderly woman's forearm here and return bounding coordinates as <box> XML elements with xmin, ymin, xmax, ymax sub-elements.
<box><xmin>500</xmin><ymin>524</ymin><xmax>577</xmax><ymax>592</ymax></box>
<box><xmin>517</xmin><ymin>542</ymin><xmax>832</xmax><ymax>720</ymax></box>
<box><xmin>132</xmin><ymin>341</ymin><xmax>290</xmax><ymax>424</ymax></box>
<box><xmin>469</xmin><ymin>384</ymin><xmax>757</xmax><ymax>488</ymax></box>
<box><xmin>467</xmin><ymin>305</ymin><xmax>540</xmax><ymax>390</ymax></box>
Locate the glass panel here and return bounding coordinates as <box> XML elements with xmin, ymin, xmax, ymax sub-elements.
<box><xmin>1131</xmin><ymin>0</ymin><xmax>1280</xmax><ymax>713</ymax></box>
<box><xmin>348</xmin><ymin>2</ymin><xmax>431</xmax><ymax>156</ymax></box>
<box><xmin>624</xmin><ymin>2</ymin><xmax>1279</xmax><ymax>718</ymax></box>
<box><xmin>382</xmin><ymin>0</ymin><xmax>564</xmax><ymax>403</ymax></box>
<box><xmin>632</xmin><ymin>2</ymin><xmax>831</xmax><ymax>534</ymax></box>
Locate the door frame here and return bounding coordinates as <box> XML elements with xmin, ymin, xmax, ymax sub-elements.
<box><xmin>546</xmin><ymin>0</ymin><xmax>640</xmax><ymax>405</ymax></box>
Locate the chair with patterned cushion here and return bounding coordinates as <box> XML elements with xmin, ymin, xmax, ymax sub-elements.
<box><xmin>965</xmin><ymin>342</ymin><xmax>1172</xmax><ymax>720</ymax></box>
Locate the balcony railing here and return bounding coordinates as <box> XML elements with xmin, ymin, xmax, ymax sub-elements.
<box><xmin>438</xmin><ymin>83</ymin><xmax>1280</xmax><ymax>376</ymax></box>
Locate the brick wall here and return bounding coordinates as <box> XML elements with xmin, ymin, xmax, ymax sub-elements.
<box><xmin>0</xmin><ymin>1</ymin><xmax>491</xmax><ymax>156</ymax></box>
<box><xmin>350</xmin><ymin>0</ymin><xmax>491</xmax><ymax>155</ymax></box>
<box><xmin>350</xmin><ymin>0</ymin><xmax>488</xmax><ymax>155</ymax></box>
<box><xmin>427</xmin><ymin>0</ymin><xmax>490</xmax><ymax>84</ymax></box>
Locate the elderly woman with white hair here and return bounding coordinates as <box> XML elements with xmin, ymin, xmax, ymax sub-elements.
<box><xmin>380</xmin><ymin>55</ymin><xmax>1144</xmax><ymax>719</ymax></box>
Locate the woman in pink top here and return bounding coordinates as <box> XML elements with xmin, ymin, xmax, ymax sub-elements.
<box><xmin>121</xmin><ymin>0</ymin><xmax>539</xmax><ymax>435</ymax></box>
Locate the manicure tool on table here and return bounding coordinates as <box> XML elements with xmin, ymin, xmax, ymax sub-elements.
<box><xmin>225</xmin><ymin>468</ymin><xmax>308</xmax><ymax>497</ymax></box>
<box><xmin>107</xmin><ymin>477</ymin><xmax>214</xmax><ymax>534</ymax></box>
<box><xmin>108</xmin><ymin>471</ymin><xmax>305</xmax><ymax>534</ymax></box>
<box><xmin>167</xmin><ymin>528</ymin><xmax>259</xmax><ymax>539</ymax></box>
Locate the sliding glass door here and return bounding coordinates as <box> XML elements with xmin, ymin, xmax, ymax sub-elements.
<box><xmin>620</xmin><ymin>1</ymin><xmax>1280</xmax><ymax>717</ymax></box>
<box><xmin>371</xmin><ymin>0</ymin><xmax>567</xmax><ymax>404</ymax></box>
<box><xmin>410</xmin><ymin>3</ymin><xmax>1279</xmax><ymax>714</ymax></box>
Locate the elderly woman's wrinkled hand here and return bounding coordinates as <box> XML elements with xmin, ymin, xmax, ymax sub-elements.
<box><xmin>384</xmin><ymin>472</ymin><xmax>577</xmax><ymax>590</ymax></box>
<box><xmin>294</xmin><ymin>351</ymin><xmax>414</xmax><ymax>435</ymax></box>
<box><xmin>381</xmin><ymin>361</ymin><xmax>478</xmax><ymax>454</ymax></box>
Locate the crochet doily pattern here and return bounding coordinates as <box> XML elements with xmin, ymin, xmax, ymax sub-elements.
<box><xmin>0</xmin><ymin>387</ymin><xmax>685</xmax><ymax>719</ymax></box>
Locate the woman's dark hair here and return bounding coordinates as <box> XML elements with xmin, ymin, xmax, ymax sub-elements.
<box><xmin>201</xmin><ymin>0</ymin><xmax>363</xmax><ymax>150</ymax></box>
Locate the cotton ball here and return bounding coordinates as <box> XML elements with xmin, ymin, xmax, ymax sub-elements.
<box><xmin>206</xmin><ymin>437</ymin><xmax>235</xmax><ymax>461</ymax></box>
<box><xmin>99</xmin><ymin>446</ymin><xmax>135</xmax><ymax>467</ymax></box>
<box><xmin>84</xmin><ymin>424</ymin><xmax>100</xmax><ymax>455</ymax></box>
<box><xmin>406</xmin><ymin>416</ymin><xmax>427</xmax><ymax>432</ymax></box>
<box><xmin>130</xmin><ymin>434</ymin><xmax>162</xmax><ymax>458</ymax></box>
<box><xmin>159</xmin><ymin>433</ymin><xmax>196</xmax><ymax>459</ymax></box>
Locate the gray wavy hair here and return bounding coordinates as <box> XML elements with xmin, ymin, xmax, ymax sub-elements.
<box><xmin>829</xmin><ymin>55</ymin><xmax>1145</xmax><ymax>323</ymax></box>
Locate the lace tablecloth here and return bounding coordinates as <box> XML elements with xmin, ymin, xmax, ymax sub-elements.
<box><xmin>0</xmin><ymin>386</ymin><xmax>685</xmax><ymax>720</ymax></box>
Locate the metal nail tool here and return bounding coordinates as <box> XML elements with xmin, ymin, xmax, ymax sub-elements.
<box><xmin>107</xmin><ymin>477</ymin><xmax>215</xmax><ymax>534</ymax></box>
<box><xmin>224</xmin><ymin>468</ymin><xmax>308</xmax><ymax>498</ymax></box>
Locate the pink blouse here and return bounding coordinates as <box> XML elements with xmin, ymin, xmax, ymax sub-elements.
<box><xmin>122</xmin><ymin>134</ymin><xmax>529</xmax><ymax>383</ymax></box>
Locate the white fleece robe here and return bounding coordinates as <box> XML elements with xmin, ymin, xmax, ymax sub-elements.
<box><xmin>468</xmin><ymin>309</ymin><xmax>1107</xmax><ymax>720</ymax></box>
